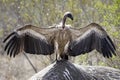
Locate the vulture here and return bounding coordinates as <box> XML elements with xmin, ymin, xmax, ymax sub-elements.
<box><xmin>3</xmin><ymin>12</ymin><xmax>116</xmax><ymax>60</ymax></box>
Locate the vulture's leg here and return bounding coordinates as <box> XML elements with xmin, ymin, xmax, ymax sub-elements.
<box><xmin>60</xmin><ymin>41</ymin><xmax>69</xmax><ymax>60</ymax></box>
<box><xmin>54</xmin><ymin>41</ymin><xmax>59</xmax><ymax>61</ymax></box>
<box><xmin>55</xmin><ymin>52</ymin><xmax>58</xmax><ymax>61</ymax></box>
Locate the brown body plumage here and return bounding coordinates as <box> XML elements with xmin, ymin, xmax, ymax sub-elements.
<box><xmin>3</xmin><ymin>12</ymin><xmax>116</xmax><ymax>60</ymax></box>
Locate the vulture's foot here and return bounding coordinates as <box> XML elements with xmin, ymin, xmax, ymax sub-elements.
<box><xmin>60</xmin><ymin>54</ymin><xmax>68</xmax><ymax>60</ymax></box>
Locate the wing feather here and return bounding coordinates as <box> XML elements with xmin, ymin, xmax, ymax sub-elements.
<box><xmin>68</xmin><ymin>23</ymin><xmax>116</xmax><ymax>58</ymax></box>
<box><xmin>6</xmin><ymin>36</ymin><xmax>16</xmax><ymax>55</ymax></box>
<box><xmin>9</xmin><ymin>39</ymin><xmax>17</xmax><ymax>57</ymax></box>
<box><xmin>3</xmin><ymin>32</ymin><xmax>15</xmax><ymax>43</ymax></box>
<box><xmin>3</xmin><ymin>24</ymin><xmax>57</xmax><ymax>57</ymax></box>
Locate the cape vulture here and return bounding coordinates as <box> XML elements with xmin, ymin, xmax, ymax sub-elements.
<box><xmin>3</xmin><ymin>12</ymin><xmax>116</xmax><ymax>60</ymax></box>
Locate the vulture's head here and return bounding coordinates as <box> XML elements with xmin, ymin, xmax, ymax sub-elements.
<box><xmin>64</xmin><ymin>12</ymin><xmax>73</xmax><ymax>20</ymax></box>
<box><xmin>62</xmin><ymin>12</ymin><xmax>73</xmax><ymax>28</ymax></box>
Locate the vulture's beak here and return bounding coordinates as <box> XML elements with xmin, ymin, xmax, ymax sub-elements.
<box><xmin>67</xmin><ymin>13</ymin><xmax>73</xmax><ymax>20</ymax></box>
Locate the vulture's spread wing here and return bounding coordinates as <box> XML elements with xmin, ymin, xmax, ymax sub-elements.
<box><xmin>3</xmin><ymin>25</ymin><xmax>57</xmax><ymax>57</ymax></box>
<box><xmin>68</xmin><ymin>23</ymin><xmax>116</xmax><ymax>58</ymax></box>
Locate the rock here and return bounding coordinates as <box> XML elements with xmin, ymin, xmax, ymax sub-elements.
<box><xmin>29</xmin><ymin>60</ymin><xmax>120</xmax><ymax>80</ymax></box>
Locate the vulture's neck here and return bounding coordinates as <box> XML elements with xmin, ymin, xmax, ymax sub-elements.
<box><xmin>62</xmin><ymin>15</ymin><xmax>67</xmax><ymax>29</ymax></box>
